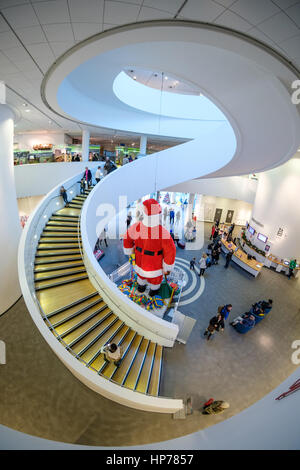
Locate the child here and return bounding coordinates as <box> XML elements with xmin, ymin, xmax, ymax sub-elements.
<box><xmin>190</xmin><ymin>257</ymin><xmax>196</xmax><ymax>271</ymax></box>
<box><xmin>80</xmin><ymin>178</ymin><xmax>85</xmax><ymax>194</ymax></box>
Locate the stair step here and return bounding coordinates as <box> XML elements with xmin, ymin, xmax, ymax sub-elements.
<box><xmin>48</xmin><ymin>296</ymin><xmax>103</xmax><ymax>326</ymax></box>
<box><xmin>101</xmin><ymin>330</ymin><xmax>136</xmax><ymax>380</ymax></box>
<box><xmin>135</xmin><ymin>342</ymin><xmax>156</xmax><ymax>394</ymax></box>
<box><xmin>81</xmin><ymin>319</ymin><xmax>124</xmax><ymax>365</ymax></box>
<box><xmin>54</xmin><ymin>302</ymin><xmax>109</xmax><ymax>336</ymax></box>
<box><xmin>53</xmin><ymin>212</ymin><xmax>79</xmax><ymax>219</ymax></box>
<box><xmin>110</xmin><ymin>335</ymin><xmax>143</xmax><ymax>385</ymax></box>
<box><xmin>38</xmin><ymin>243</ymin><xmax>79</xmax><ymax>249</ymax></box>
<box><xmin>123</xmin><ymin>338</ymin><xmax>150</xmax><ymax>390</ymax></box>
<box><xmin>35</xmin><ymin>273</ymin><xmax>88</xmax><ymax>290</ymax></box>
<box><xmin>147</xmin><ymin>345</ymin><xmax>163</xmax><ymax>396</ymax></box>
<box><xmin>56</xmin><ymin>208</ymin><xmax>81</xmax><ymax>217</ymax></box>
<box><xmin>68</xmin><ymin>312</ymin><xmax>117</xmax><ymax>356</ymax></box>
<box><xmin>35</xmin><ymin>255</ymin><xmax>82</xmax><ymax>264</ymax></box>
<box><xmin>89</xmin><ymin>325</ymin><xmax>130</xmax><ymax>372</ymax></box>
<box><xmin>34</xmin><ymin>261</ymin><xmax>84</xmax><ymax>273</ymax></box>
<box><xmin>45</xmin><ymin>291</ymin><xmax>99</xmax><ymax>318</ymax></box>
<box><xmin>36</xmin><ymin>250</ymin><xmax>80</xmax><ymax>257</ymax></box>
<box><xmin>40</xmin><ymin>237</ymin><xmax>79</xmax><ymax>242</ymax></box>
<box><xmin>37</xmin><ymin>279</ymin><xmax>97</xmax><ymax>316</ymax></box>
<box><xmin>35</xmin><ymin>267</ymin><xmax>86</xmax><ymax>281</ymax></box>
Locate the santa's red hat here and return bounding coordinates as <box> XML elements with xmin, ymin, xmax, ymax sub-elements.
<box><xmin>141</xmin><ymin>198</ymin><xmax>162</xmax><ymax>227</ymax></box>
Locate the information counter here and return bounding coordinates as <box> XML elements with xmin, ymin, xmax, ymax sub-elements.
<box><xmin>221</xmin><ymin>238</ymin><xmax>264</xmax><ymax>277</ymax></box>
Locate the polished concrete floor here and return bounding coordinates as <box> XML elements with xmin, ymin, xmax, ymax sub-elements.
<box><xmin>1</xmin><ymin>223</ymin><xmax>300</xmax><ymax>447</ymax></box>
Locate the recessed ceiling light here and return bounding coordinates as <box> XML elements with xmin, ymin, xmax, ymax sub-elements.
<box><xmin>164</xmin><ymin>76</ymin><xmax>168</xmax><ymax>80</ymax></box>
<box><xmin>25</xmin><ymin>109</ymin><xmax>30</xmax><ymax>112</ymax></box>
<box><xmin>22</xmin><ymin>103</ymin><xmax>27</xmax><ymax>107</ymax></box>
<box><xmin>133</xmin><ymin>76</ymin><xmax>137</xmax><ymax>80</ymax></box>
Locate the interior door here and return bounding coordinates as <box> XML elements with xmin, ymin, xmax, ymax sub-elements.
<box><xmin>226</xmin><ymin>210</ymin><xmax>234</xmax><ymax>224</ymax></box>
<box><xmin>214</xmin><ymin>208</ymin><xmax>222</xmax><ymax>222</ymax></box>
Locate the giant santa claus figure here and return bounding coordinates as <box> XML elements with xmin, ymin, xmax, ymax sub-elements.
<box><xmin>123</xmin><ymin>198</ymin><xmax>176</xmax><ymax>297</ymax></box>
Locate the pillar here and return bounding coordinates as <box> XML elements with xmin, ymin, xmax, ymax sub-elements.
<box><xmin>250</xmin><ymin>159</ymin><xmax>300</xmax><ymax>260</ymax></box>
<box><xmin>138</xmin><ymin>135</ymin><xmax>147</xmax><ymax>158</ymax></box>
<box><xmin>82</xmin><ymin>129</ymin><xmax>90</xmax><ymax>162</ymax></box>
<box><xmin>0</xmin><ymin>104</ymin><xmax>22</xmax><ymax>314</ymax></box>
<box><xmin>184</xmin><ymin>193</ymin><xmax>195</xmax><ymax>225</ymax></box>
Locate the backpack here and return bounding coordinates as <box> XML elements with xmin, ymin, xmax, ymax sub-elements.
<box><xmin>217</xmin><ymin>305</ymin><xmax>224</xmax><ymax>314</ymax></box>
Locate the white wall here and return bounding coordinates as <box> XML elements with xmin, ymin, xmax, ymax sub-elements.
<box><xmin>14</xmin><ymin>161</ymin><xmax>104</xmax><ymax>198</ymax></box>
<box><xmin>14</xmin><ymin>131</ymin><xmax>70</xmax><ymax>149</ymax></box>
<box><xmin>196</xmin><ymin>194</ymin><xmax>252</xmax><ymax>226</ymax></box>
<box><xmin>251</xmin><ymin>158</ymin><xmax>300</xmax><ymax>260</ymax></box>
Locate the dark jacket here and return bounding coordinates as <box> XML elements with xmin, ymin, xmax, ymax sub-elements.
<box><xmin>208</xmin><ymin>315</ymin><xmax>225</xmax><ymax>332</ymax></box>
<box><xmin>83</xmin><ymin>169</ymin><xmax>92</xmax><ymax>181</ymax></box>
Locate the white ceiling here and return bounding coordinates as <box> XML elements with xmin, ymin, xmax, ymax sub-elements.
<box><xmin>0</xmin><ymin>0</ymin><xmax>299</xmax><ymax>140</ymax></box>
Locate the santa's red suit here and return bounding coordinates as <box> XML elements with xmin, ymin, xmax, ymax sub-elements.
<box><xmin>123</xmin><ymin>199</ymin><xmax>176</xmax><ymax>295</ymax></box>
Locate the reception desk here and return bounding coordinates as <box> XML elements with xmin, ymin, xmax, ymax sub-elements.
<box><xmin>221</xmin><ymin>238</ymin><xmax>264</xmax><ymax>277</ymax></box>
<box><xmin>264</xmin><ymin>254</ymin><xmax>300</xmax><ymax>278</ymax></box>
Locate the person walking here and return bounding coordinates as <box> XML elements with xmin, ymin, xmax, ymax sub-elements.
<box><xmin>60</xmin><ymin>186</ymin><xmax>68</xmax><ymax>206</ymax></box>
<box><xmin>100</xmin><ymin>342</ymin><xmax>123</xmax><ymax>367</ymax></box>
<box><xmin>199</xmin><ymin>253</ymin><xmax>207</xmax><ymax>276</ymax></box>
<box><xmin>95</xmin><ymin>166</ymin><xmax>101</xmax><ymax>183</ymax></box>
<box><xmin>228</xmin><ymin>222</ymin><xmax>235</xmax><ymax>235</ymax></box>
<box><xmin>83</xmin><ymin>166</ymin><xmax>92</xmax><ymax>187</ymax></box>
<box><xmin>202</xmin><ymin>400</ymin><xmax>230</xmax><ymax>415</ymax></box>
<box><xmin>224</xmin><ymin>249</ymin><xmax>234</xmax><ymax>268</ymax></box>
<box><xmin>219</xmin><ymin>304</ymin><xmax>233</xmax><ymax>321</ymax></box>
<box><xmin>122</xmin><ymin>154</ymin><xmax>129</xmax><ymax>165</ymax></box>
<box><xmin>169</xmin><ymin>208</ymin><xmax>175</xmax><ymax>225</ymax></box>
<box><xmin>98</xmin><ymin>228</ymin><xmax>108</xmax><ymax>247</ymax></box>
<box><xmin>176</xmin><ymin>210</ymin><xmax>181</xmax><ymax>225</ymax></box>
<box><xmin>204</xmin><ymin>313</ymin><xmax>225</xmax><ymax>340</ymax></box>
<box><xmin>190</xmin><ymin>257</ymin><xmax>196</xmax><ymax>271</ymax></box>
<box><xmin>288</xmin><ymin>259</ymin><xmax>297</xmax><ymax>279</ymax></box>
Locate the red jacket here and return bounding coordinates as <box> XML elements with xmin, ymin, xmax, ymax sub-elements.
<box><xmin>123</xmin><ymin>222</ymin><xmax>176</xmax><ymax>278</ymax></box>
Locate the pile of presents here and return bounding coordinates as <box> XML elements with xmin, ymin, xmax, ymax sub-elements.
<box><xmin>118</xmin><ymin>276</ymin><xmax>180</xmax><ymax>311</ymax></box>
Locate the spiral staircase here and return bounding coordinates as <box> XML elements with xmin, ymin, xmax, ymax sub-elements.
<box><xmin>34</xmin><ymin>188</ymin><xmax>163</xmax><ymax>398</ymax></box>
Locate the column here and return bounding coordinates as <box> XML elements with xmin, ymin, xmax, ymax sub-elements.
<box><xmin>82</xmin><ymin>129</ymin><xmax>90</xmax><ymax>162</ymax></box>
<box><xmin>184</xmin><ymin>193</ymin><xmax>195</xmax><ymax>225</ymax></box>
<box><xmin>0</xmin><ymin>104</ymin><xmax>22</xmax><ymax>315</ymax></box>
<box><xmin>138</xmin><ymin>135</ymin><xmax>147</xmax><ymax>158</ymax></box>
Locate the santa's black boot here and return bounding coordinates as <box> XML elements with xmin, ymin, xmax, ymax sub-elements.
<box><xmin>137</xmin><ymin>285</ymin><xmax>146</xmax><ymax>293</ymax></box>
<box><xmin>149</xmin><ymin>288</ymin><xmax>160</xmax><ymax>297</ymax></box>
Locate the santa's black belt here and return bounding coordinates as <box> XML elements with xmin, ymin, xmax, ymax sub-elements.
<box><xmin>135</xmin><ymin>247</ymin><xmax>163</xmax><ymax>256</ymax></box>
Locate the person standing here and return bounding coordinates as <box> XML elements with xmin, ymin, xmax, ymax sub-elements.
<box><xmin>210</xmin><ymin>223</ymin><xmax>216</xmax><ymax>240</ymax></box>
<box><xmin>204</xmin><ymin>314</ymin><xmax>225</xmax><ymax>340</ymax></box>
<box><xmin>228</xmin><ymin>222</ymin><xmax>235</xmax><ymax>235</ymax></box>
<box><xmin>60</xmin><ymin>186</ymin><xmax>68</xmax><ymax>206</ymax></box>
<box><xmin>202</xmin><ymin>400</ymin><xmax>229</xmax><ymax>415</ymax></box>
<box><xmin>190</xmin><ymin>257</ymin><xmax>196</xmax><ymax>271</ymax></box>
<box><xmin>169</xmin><ymin>208</ymin><xmax>175</xmax><ymax>225</ymax></box>
<box><xmin>288</xmin><ymin>259</ymin><xmax>297</xmax><ymax>279</ymax></box>
<box><xmin>95</xmin><ymin>166</ymin><xmax>101</xmax><ymax>183</ymax></box>
<box><xmin>100</xmin><ymin>343</ymin><xmax>123</xmax><ymax>367</ymax></box>
<box><xmin>83</xmin><ymin>166</ymin><xmax>92</xmax><ymax>187</ymax></box>
<box><xmin>122</xmin><ymin>154</ymin><xmax>129</xmax><ymax>165</ymax></box>
<box><xmin>199</xmin><ymin>253</ymin><xmax>207</xmax><ymax>276</ymax></box>
<box><xmin>163</xmin><ymin>206</ymin><xmax>168</xmax><ymax>225</ymax></box>
<box><xmin>99</xmin><ymin>228</ymin><xmax>108</xmax><ymax>247</ymax></box>
<box><xmin>176</xmin><ymin>210</ymin><xmax>181</xmax><ymax>225</ymax></box>
<box><xmin>225</xmin><ymin>249</ymin><xmax>234</xmax><ymax>268</ymax></box>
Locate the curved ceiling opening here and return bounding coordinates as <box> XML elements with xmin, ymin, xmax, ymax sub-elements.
<box><xmin>113</xmin><ymin>71</ymin><xmax>228</xmax><ymax>121</ymax></box>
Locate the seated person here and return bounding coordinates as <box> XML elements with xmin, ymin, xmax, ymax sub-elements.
<box><xmin>100</xmin><ymin>342</ymin><xmax>122</xmax><ymax>366</ymax></box>
<box><xmin>231</xmin><ymin>313</ymin><xmax>255</xmax><ymax>329</ymax></box>
<box><xmin>260</xmin><ymin>299</ymin><xmax>273</xmax><ymax>312</ymax></box>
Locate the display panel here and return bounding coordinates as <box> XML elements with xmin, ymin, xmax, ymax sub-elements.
<box><xmin>248</xmin><ymin>226</ymin><xmax>255</xmax><ymax>235</ymax></box>
<box><xmin>257</xmin><ymin>233</ymin><xmax>268</xmax><ymax>243</ymax></box>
